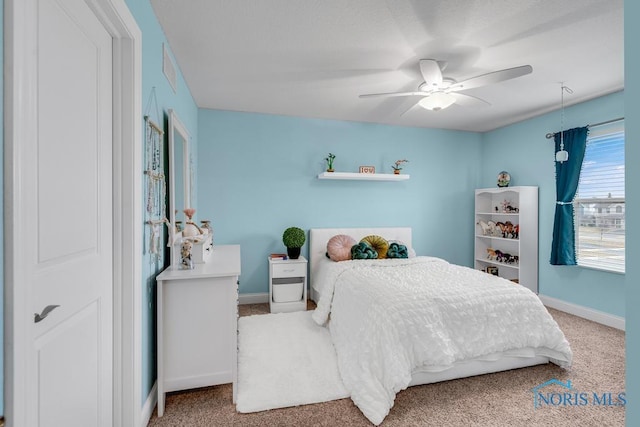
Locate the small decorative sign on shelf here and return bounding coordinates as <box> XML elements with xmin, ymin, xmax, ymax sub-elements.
<box><xmin>359</xmin><ymin>166</ymin><xmax>376</xmax><ymax>174</ymax></box>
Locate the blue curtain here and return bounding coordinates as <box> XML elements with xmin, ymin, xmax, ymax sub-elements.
<box><xmin>550</xmin><ymin>126</ymin><xmax>588</xmax><ymax>265</ymax></box>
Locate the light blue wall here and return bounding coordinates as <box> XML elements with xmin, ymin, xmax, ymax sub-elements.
<box><xmin>624</xmin><ymin>1</ymin><xmax>639</xmax><ymax>424</ymax></box>
<box><xmin>197</xmin><ymin>110</ymin><xmax>483</xmax><ymax>295</ymax></box>
<box><xmin>198</xmin><ymin>93</ymin><xmax>627</xmax><ymax>318</ymax></box>
<box><xmin>482</xmin><ymin>91</ymin><xmax>625</xmax><ymax>317</ymax></box>
<box><xmin>124</xmin><ymin>0</ymin><xmax>199</xmax><ymax>406</ymax></box>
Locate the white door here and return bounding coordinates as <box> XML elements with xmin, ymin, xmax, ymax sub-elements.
<box><xmin>28</xmin><ymin>0</ymin><xmax>113</xmax><ymax>425</ymax></box>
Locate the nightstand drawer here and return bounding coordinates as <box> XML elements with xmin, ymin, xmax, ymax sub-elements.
<box><xmin>272</xmin><ymin>263</ymin><xmax>306</xmax><ymax>278</ymax></box>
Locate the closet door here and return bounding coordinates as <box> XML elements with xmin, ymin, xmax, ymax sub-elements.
<box><xmin>18</xmin><ymin>0</ymin><xmax>114</xmax><ymax>424</ymax></box>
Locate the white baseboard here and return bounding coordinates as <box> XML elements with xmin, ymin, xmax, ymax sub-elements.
<box><xmin>538</xmin><ymin>294</ymin><xmax>625</xmax><ymax>331</ymax></box>
<box><xmin>141</xmin><ymin>381</ymin><xmax>158</xmax><ymax>427</ymax></box>
<box><xmin>239</xmin><ymin>292</ymin><xmax>269</xmax><ymax>305</ymax></box>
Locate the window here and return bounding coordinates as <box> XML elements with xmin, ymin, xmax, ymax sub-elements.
<box><xmin>573</xmin><ymin>121</ymin><xmax>625</xmax><ymax>273</ymax></box>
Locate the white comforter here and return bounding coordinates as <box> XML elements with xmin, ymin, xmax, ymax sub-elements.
<box><xmin>311</xmin><ymin>256</ymin><xmax>572</xmax><ymax>425</ymax></box>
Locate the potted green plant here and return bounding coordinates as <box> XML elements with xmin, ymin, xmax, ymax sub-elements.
<box><xmin>391</xmin><ymin>159</ymin><xmax>409</xmax><ymax>174</ymax></box>
<box><xmin>282</xmin><ymin>226</ymin><xmax>306</xmax><ymax>259</ymax></box>
<box><xmin>325</xmin><ymin>153</ymin><xmax>336</xmax><ymax>172</ymax></box>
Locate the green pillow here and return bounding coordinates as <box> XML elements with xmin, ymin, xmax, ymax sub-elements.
<box><xmin>351</xmin><ymin>241</ymin><xmax>378</xmax><ymax>259</ymax></box>
<box><xmin>387</xmin><ymin>242</ymin><xmax>409</xmax><ymax>258</ymax></box>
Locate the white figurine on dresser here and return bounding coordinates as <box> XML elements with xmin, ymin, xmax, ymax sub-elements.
<box><xmin>156</xmin><ymin>244</ymin><xmax>241</xmax><ymax>417</ymax></box>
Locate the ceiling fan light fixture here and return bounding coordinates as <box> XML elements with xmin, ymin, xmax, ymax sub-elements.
<box><xmin>418</xmin><ymin>92</ymin><xmax>456</xmax><ymax>111</ymax></box>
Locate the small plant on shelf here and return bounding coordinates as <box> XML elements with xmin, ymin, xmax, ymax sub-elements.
<box><xmin>391</xmin><ymin>159</ymin><xmax>409</xmax><ymax>174</ymax></box>
<box><xmin>325</xmin><ymin>153</ymin><xmax>336</xmax><ymax>172</ymax></box>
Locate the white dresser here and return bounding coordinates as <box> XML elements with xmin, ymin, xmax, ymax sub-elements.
<box><xmin>156</xmin><ymin>244</ymin><xmax>241</xmax><ymax>417</ymax></box>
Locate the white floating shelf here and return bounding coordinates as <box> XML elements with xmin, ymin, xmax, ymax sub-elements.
<box><xmin>317</xmin><ymin>172</ymin><xmax>410</xmax><ymax>181</ymax></box>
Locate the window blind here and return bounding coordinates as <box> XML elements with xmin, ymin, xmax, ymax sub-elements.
<box><xmin>573</xmin><ymin>121</ymin><xmax>625</xmax><ymax>273</ymax></box>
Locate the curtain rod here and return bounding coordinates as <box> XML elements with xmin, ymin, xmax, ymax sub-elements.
<box><xmin>545</xmin><ymin>116</ymin><xmax>624</xmax><ymax>139</ymax></box>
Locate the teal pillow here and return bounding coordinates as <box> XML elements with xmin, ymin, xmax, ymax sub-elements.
<box><xmin>351</xmin><ymin>241</ymin><xmax>378</xmax><ymax>259</ymax></box>
<box><xmin>387</xmin><ymin>242</ymin><xmax>409</xmax><ymax>258</ymax></box>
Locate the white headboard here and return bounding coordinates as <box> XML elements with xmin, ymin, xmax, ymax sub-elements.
<box><xmin>308</xmin><ymin>227</ymin><xmax>412</xmax><ymax>301</ymax></box>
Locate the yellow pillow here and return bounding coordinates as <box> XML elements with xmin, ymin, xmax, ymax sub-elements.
<box><xmin>360</xmin><ymin>235</ymin><xmax>389</xmax><ymax>259</ymax></box>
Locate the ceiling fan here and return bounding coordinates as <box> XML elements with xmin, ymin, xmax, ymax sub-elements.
<box><xmin>359</xmin><ymin>59</ymin><xmax>533</xmax><ymax>112</ymax></box>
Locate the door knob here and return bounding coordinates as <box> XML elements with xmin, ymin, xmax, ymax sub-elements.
<box><xmin>34</xmin><ymin>305</ymin><xmax>60</xmax><ymax>323</ymax></box>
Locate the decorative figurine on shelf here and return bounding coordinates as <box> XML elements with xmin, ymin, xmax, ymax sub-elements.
<box><xmin>201</xmin><ymin>220</ymin><xmax>212</xmax><ymax>235</ymax></box>
<box><xmin>497</xmin><ymin>171</ymin><xmax>511</xmax><ymax>187</ymax></box>
<box><xmin>487</xmin><ymin>220</ymin><xmax>497</xmax><ymax>236</ymax></box>
<box><xmin>182</xmin><ymin>208</ymin><xmax>203</xmax><ymax>238</ymax></box>
<box><xmin>501</xmin><ymin>199</ymin><xmax>519</xmax><ymax>213</ymax></box>
<box><xmin>477</xmin><ymin>220</ymin><xmax>497</xmax><ymax>236</ymax></box>
<box><xmin>494</xmin><ymin>222</ymin><xmax>503</xmax><ymax>237</ymax></box>
<box><xmin>180</xmin><ymin>240</ymin><xmax>194</xmax><ymax>270</ymax></box>
<box><xmin>201</xmin><ymin>220</ymin><xmax>213</xmax><ymax>246</ymax></box>
<box><xmin>392</xmin><ymin>159</ymin><xmax>409</xmax><ymax>174</ymax></box>
<box><xmin>325</xmin><ymin>153</ymin><xmax>336</xmax><ymax>172</ymax></box>
<box><xmin>500</xmin><ymin>221</ymin><xmax>520</xmax><ymax>239</ymax></box>
<box><xmin>496</xmin><ymin>251</ymin><xmax>512</xmax><ymax>263</ymax></box>
<box><xmin>477</xmin><ymin>220</ymin><xmax>491</xmax><ymax>235</ymax></box>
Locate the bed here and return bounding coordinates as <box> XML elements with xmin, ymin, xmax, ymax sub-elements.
<box><xmin>308</xmin><ymin>227</ymin><xmax>572</xmax><ymax>425</ymax></box>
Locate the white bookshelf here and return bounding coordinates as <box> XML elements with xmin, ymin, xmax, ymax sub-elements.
<box><xmin>474</xmin><ymin>186</ymin><xmax>538</xmax><ymax>293</ymax></box>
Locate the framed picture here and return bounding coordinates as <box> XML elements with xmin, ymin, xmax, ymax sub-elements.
<box><xmin>359</xmin><ymin>165</ymin><xmax>375</xmax><ymax>174</ymax></box>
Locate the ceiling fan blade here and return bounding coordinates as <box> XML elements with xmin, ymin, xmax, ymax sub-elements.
<box><xmin>449</xmin><ymin>65</ymin><xmax>533</xmax><ymax>92</ymax></box>
<box><xmin>359</xmin><ymin>91</ymin><xmax>429</xmax><ymax>99</ymax></box>
<box><xmin>419</xmin><ymin>59</ymin><xmax>443</xmax><ymax>88</ymax></box>
<box><xmin>449</xmin><ymin>92</ymin><xmax>491</xmax><ymax>107</ymax></box>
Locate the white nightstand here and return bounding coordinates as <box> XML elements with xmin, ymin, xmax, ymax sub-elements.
<box><xmin>269</xmin><ymin>256</ymin><xmax>308</xmax><ymax>313</ymax></box>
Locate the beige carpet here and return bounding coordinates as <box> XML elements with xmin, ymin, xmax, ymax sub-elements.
<box><xmin>147</xmin><ymin>305</ymin><xmax>625</xmax><ymax>427</ymax></box>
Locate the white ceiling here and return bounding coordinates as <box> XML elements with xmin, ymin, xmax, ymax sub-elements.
<box><xmin>150</xmin><ymin>0</ymin><xmax>623</xmax><ymax>132</ymax></box>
